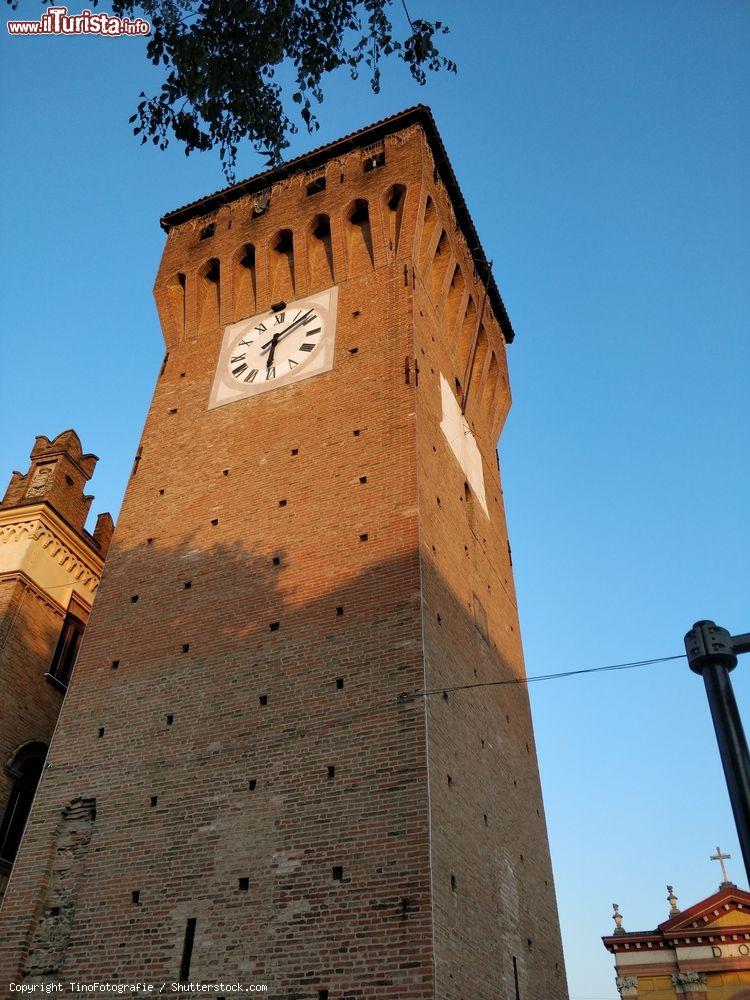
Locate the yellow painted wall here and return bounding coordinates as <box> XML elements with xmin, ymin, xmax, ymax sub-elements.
<box><xmin>636</xmin><ymin>975</ymin><xmax>677</xmax><ymax>999</ymax></box>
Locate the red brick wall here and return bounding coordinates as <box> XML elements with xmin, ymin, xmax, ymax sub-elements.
<box><xmin>0</xmin><ymin>123</ymin><xmax>566</xmax><ymax>999</ymax></box>
<box><xmin>410</xmin><ymin>164</ymin><xmax>568</xmax><ymax>999</ymax></box>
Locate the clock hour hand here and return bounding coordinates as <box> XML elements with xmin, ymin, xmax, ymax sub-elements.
<box><xmin>266</xmin><ymin>333</ymin><xmax>279</xmax><ymax>369</ymax></box>
<box><xmin>260</xmin><ymin>309</ymin><xmax>315</xmax><ymax>352</ymax></box>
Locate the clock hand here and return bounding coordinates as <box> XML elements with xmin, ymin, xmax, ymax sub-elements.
<box><xmin>260</xmin><ymin>309</ymin><xmax>315</xmax><ymax>352</ymax></box>
<box><xmin>266</xmin><ymin>333</ymin><xmax>279</xmax><ymax>369</ymax></box>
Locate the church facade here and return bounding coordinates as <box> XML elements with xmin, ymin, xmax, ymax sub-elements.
<box><xmin>604</xmin><ymin>878</ymin><xmax>750</xmax><ymax>998</ymax></box>
<box><xmin>0</xmin><ymin>106</ymin><xmax>567</xmax><ymax>999</ymax></box>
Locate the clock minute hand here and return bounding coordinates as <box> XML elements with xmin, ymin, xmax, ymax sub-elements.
<box><xmin>260</xmin><ymin>309</ymin><xmax>315</xmax><ymax>352</ymax></box>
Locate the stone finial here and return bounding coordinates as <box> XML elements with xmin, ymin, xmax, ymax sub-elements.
<box><xmin>667</xmin><ymin>884</ymin><xmax>680</xmax><ymax>916</ymax></box>
<box><xmin>615</xmin><ymin>976</ymin><xmax>638</xmax><ymax>998</ymax></box>
<box><xmin>612</xmin><ymin>902</ymin><xmax>625</xmax><ymax>934</ymax></box>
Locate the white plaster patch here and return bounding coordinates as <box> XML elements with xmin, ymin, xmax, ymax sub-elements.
<box><xmin>439</xmin><ymin>374</ymin><xmax>488</xmax><ymax>515</ymax></box>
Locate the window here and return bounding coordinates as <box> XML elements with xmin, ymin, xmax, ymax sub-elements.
<box><xmin>0</xmin><ymin>742</ymin><xmax>47</xmax><ymax>871</ymax></box>
<box><xmin>363</xmin><ymin>148</ymin><xmax>385</xmax><ymax>172</ymax></box>
<box><xmin>306</xmin><ymin>175</ymin><xmax>326</xmax><ymax>196</ymax></box>
<box><xmin>47</xmin><ymin>612</ymin><xmax>85</xmax><ymax>689</ymax></box>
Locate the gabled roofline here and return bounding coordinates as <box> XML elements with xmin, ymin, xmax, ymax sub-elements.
<box><xmin>660</xmin><ymin>884</ymin><xmax>750</xmax><ymax>932</ymax></box>
<box><xmin>160</xmin><ymin>105</ymin><xmax>515</xmax><ymax>343</ymax></box>
<box><xmin>602</xmin><ymin>884</ymin><xmax>750</xmax><ymax>951</ymax></box>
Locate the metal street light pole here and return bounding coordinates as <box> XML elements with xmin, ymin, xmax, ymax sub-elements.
<box><xmin>685</xmin><ymin>620</ymin><xmax>750</xmax><ymax>884</ymax></box>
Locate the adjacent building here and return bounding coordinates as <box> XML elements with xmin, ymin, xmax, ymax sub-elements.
<box><xmin>0</xmin><ymin>430</ymin><xmax>112</xmax><ymax>900</ymax></box>
<box><xmin>604</xmin><ymin>859</ymin><xmax>750</xmax><ymax>999</ymax></box>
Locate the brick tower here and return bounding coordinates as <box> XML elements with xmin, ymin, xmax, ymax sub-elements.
<box><xmin>0</xmin><ymin>431</ymin><xmax>112</xmax><ymax>901</ymax></box>
<box><xmin>0</xmin><ymin>107</ymin><xmax>568</xmax><ymax>999</ymax></box>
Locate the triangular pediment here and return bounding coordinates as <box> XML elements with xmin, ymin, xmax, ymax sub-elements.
<box><xmin>660</xmin><ymin>886</ymin><xmax>750</xmax><ymax>933</ymax></box>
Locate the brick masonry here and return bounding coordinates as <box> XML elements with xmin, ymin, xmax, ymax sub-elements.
<box><xmin>0</xmin><ymin>110</ymin><xmax>568</xmax><ymax>999</ymax></box>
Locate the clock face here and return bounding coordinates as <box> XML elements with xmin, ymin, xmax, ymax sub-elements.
<box><xmin>209</xmin><ymin>285</ymin><xmax>338</xmax><ymax>409</ymax></box>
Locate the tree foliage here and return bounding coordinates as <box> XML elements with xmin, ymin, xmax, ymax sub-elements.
<box><xmin>11</xmin><ymin>0</ymin><xmax>456</xmax><ymax>179</ymax></box>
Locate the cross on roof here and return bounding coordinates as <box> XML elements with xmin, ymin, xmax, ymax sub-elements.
<box><xmin>710</xmin><ymin>845</ymin><xmax>732</xmax><ymax>885</ymax></box>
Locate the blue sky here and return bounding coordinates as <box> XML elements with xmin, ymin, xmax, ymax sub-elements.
<box><xmin>1</xmin><ymin>1</ymin><xmax>748</xmax><ymax>996</ymax></box>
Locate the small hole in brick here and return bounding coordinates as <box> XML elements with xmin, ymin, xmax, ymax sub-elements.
<box><xmin>484</xmin><ymin>813</ymin><xmax>488</xmax><ymax>825</ymax></box>
<box><xmin>112</xmin><ymin>660</ymin><xmax>120</xmax><ymax>670</ymax></box>
<box><xmin>210</xmin><ymin>518</ymin><xmax>219</xmax><ymax>526</ymax></box>
<box><xmin>50</xmin><ymin>906</ymin><xmax>60</xmax><ymax>916</ymax></box>
<box><xmin>272</xmin><ymin>556</ymin><xmax>280</xmax><ymax>566</ymax></box>
<box><xmin>222</xmin><ymin>468</ymin><xmax>229</xmax><ymax>476</ymax></box>
<box><xmin>150</xmin><ymin>796</ymin><xmax>158</xmax><ymax>807</ymax></box>
<box><xmin>349</xmin><ymin>347</ymin><xmax>359</xmax><ymax>355</ymax></box>
<box><xmin>184</xmin><ymin>581</ymin><xmax>192</xmax><ymax>589</ymax></box>
<box><xmin>269</xmin><ymin>622</ymin><xmax>280</xmax><ymax>632</ymax></box>
<box><xmin>359</xmin><ymin>533</ymin><xmax>368</xmax><ymax>542</ymax></box>
<box><xmin>169</xmin><ymin>407</ymin><xmax>178</xmax><ymax>414</ymax></box>
<box><xmin>336</xmin><ymin>677</ymin><xmax>344</xmax><ymax>690</ymax></box>
<box><xmin>166</xmin><ymin>714</ymin><xmax>174</xmax><ymax>726</ymax></box>
<box><xmin>65</xmin><ymin>475</ymin><xmax>74</xmax><ymax>486</ymax></box>
<box><xmin>332</xmin><ymin>866</ymin><xmax>343</xmax><ymax>881</ymax></box>
<box><xmin>180</xmin><ymin>372</ymin><xmax>186</xmax><ymax>378</ymax></box>
<box><xmin>359</xmin><ymin>476</ymin><xmax>367</xmax><ymax>484</ymax></box>
<box><xmin>436</xmin><ymin>496</ymin><xmax>441</xmax><ymax>506</ymax></box>
<box><xmin>353</xmin><ymin>429</ymin><xmax>361</xmax><ymax>437</ymax></box>
<box><xmin>147</xmin><ymin>537</ymin><xmax>154</xmax><ymax>545</ymax></box>
<box><xmin>437</xmin><ymin>614</ymin><xmax>441</xmax><ymax>624</ymax></box>
<box><xmin>450</xmin><ymin>874</ymin><xmax>456</xmax><ymax>891</ymax></box>
<box><xmin>131</xmin><ymin>595</ymin><xmax>139</xmax><ymax>603</ymax></box>
<box><xmin>97</xmin><ymin>727</ymin><xmax>105</xmax><ymax>738</ymax></box>
<box><xmin>182</xmin><ymin>643</ymin><xmax>190</xmax><ymax>653</ymax></box>
<box><xmin>132</xmin><ymin>890</ymin><xmax>140</xmax><ymax>905</ymax></box>
<box><xmin>481</xmin><ymin>738</ymin><xmax>485</xmax><ymax>747</ymax></box>
<box><xmin>159</xmin><ymin>488</ymin><xmax>165</xmax><ymax>496</ymax></box>
<box><xmin>352</xmin><ymin>310</ymin><xmax>360</xmax><ymax>317</ymax></box>
<box><xmin>238</xmin><ymin>878</ymin><xmax>249</xmax><ymax>891</ymax></box>
<box><xmin>248</xmin><ymin>779</ymin><xmax>257</xmax><ymax>791</ymax></box>
<box><xmin>336</xmin><ymin>606</ymin><xmax>344</xmax><ymax>617</ymax></box>
<box><xmin>327</xmin><ymin>765</ymin><xmax>335</xmax><ymax>780</ymax></box>
<box><xmin>443</xmin><ymin>691</ymin><xmax>449</xmax><ymax>701</ymax></box>
<box><xmin>278</xmin><ymin>499</ymin><xmax>287</xmax><ymax>507</ymax></box>
<box><xmin>318</xmin><ymin>991</ymin><xmax>329</xmax><ymax>1000</ymax></box>
<box><xmin>527</xmin><ymin>938</ymin><xmax>533</xmax><ymax>950</ymax></box>
<box><xmin>447</xmin><ymin>774</ymin><xmax>453</xmax><ymax>787</ymax></box>
<box><xmin>291</xmin><ymin>448</ymin><xmax>299</xmax><ymax>456</ymax></box>
<box><xmin>259</xmin><ymin>695</ymin><xmax>268</xmax><ymax>706</ymax></box>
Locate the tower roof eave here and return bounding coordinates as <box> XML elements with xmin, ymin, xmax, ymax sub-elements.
<box><xmin>159</xmin><ymin>105</ymin><xmax>515</xmax><ymax>344</ymax></box>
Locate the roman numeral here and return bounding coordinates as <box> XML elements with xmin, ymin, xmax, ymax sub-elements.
<box><xmin>266</xmin><ymin>366</ymin><xmax>276</xmax><ymax>380</ymax></box>
<box><xmin>299</xmin><ymin>343</ymin><xmax>315</xmax><ymax>352</ymax></box>
<box><xmin>305</xmin><ymin>327</ymin><xmax>321</xmax><ymax>337</ymax></box>
<box><xmin>232</xmin><ymin>362</ymin><xmax>248</xmax><ymax>377</ymax></box>
<box><xmin>238</xmin><ymin>338</ymin><xmax>254</xmax><ymax>347</ymax></box>
<box><xmin>274</xmin><ymin>312</ymin><xmax>286</xmax><ymax>325</ymax></box>
<box><xmin>230</xmin><ymin>354</ymin><xmax>246</xmax><ymax>363</ymax></box>
<box><xmin>288</xmin><ymin>359</ymin><xmax>299</xmax><ymax>369</ymax></box>
<box><xmin>302</xmin><ymin>312</ymin><xmax>317</xmax><ymax>325</ymax></box>
<box><xmin>254</xmin><ymin>323</ymin><xmax>267</xmax><ymax>333</ymax></box>
<box><xmin>244</xmin><ymin>369</ymin><xmax>258</xmax><ymax>383</ymax></box>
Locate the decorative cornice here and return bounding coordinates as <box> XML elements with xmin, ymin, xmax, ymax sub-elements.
<box><xmin>0</xmin><ymin>505</ymin><xmax>103</xmax><ymax>596</ymax></box>
<box><xmin>0</xmin><ymin>571</ymin><xmax>68</xmax><ymax>617</ymax></box>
